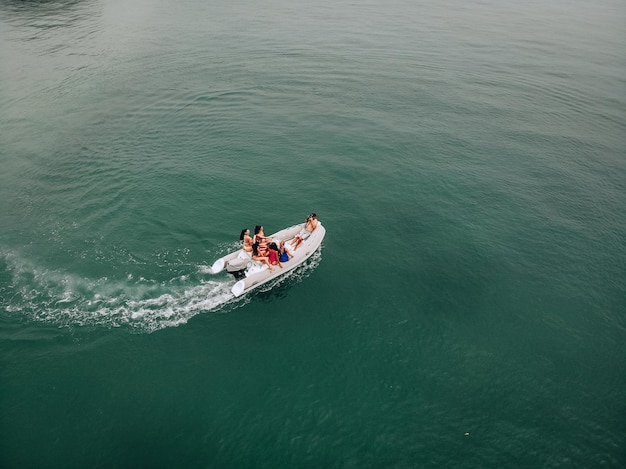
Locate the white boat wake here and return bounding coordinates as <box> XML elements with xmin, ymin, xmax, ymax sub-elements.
<box><xmin>1</xmin><ymin>248</ymin><xmax>321</xmax><ymax>333</ymax></box>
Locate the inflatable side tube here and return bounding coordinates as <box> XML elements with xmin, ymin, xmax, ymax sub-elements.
<box><xmin>210</xmin><ymin>258</ymin><xmax>225</xmax><ymax>274</ymax></box>
<box><xmin>232</xmin><ymin>279</ymin><xmax>245</xmax><ymax>297</ymax></box>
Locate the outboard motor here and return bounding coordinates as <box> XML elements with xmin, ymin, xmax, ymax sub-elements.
<box><xmin>226</xmin><ymin>258</ymin><xmax>250</xmax><ymax>280</ymax></box>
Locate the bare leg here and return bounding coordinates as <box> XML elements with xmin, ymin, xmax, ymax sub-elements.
<box><xmin>253</xmin><ymin>255</ymin><xmax>274</xmax><ymax>271</ymax></box>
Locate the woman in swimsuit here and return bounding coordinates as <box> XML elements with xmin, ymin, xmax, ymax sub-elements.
<box><xmin>240</xmin><ymin>228</ymin><xmax>254</xmax><ymax>253</ymax></box>
<box><xmin>254</xmin><ymin>225</ymin><xmax>272</xmax><ymax>256</ymax></box>
<box><xmin>278</xmin><ymin>240</ymin><xmax>292</xmax><ymax>262</ymax></box>
<box><xmin>252</xmin><ymin>242</ymin><xmax>273</xmax><ymax>271</ymax></box>
<box><xmin>267</xmin><ymin>242</ymin><xmax>283</xmax><ymax>268</ymax></box>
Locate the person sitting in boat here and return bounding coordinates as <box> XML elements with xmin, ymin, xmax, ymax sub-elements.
<box><xmin>291</xmin><ymin>213</ymin><xmax>317</xmax><ymax>251</ymax></box>
<box><xmin>278</xmin><ymin>240</ymin><xmax>293</xmax><ymax>262</ymax></box>
<box><xmin>240</xmin><ymin>228</ymin><xmax>254</xmax><ymax>253</ymax></box>
<box><xmin>252</xmin><ymin>241</ymin><xmax>274</xmax><ymax>271</ymax></box>
<box><xmin>253</xmin><ymin>225</ymin><xmax>272</xmax><ymax>256</ymax></box>
<box><xmin>267</xmin><ymin>242</ymin><xmax>283</xmax><ymax>268</ymax></box>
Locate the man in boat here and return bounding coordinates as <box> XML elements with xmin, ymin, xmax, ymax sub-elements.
<box><xmin>291</xmin><ymin>213</ymin><xmax>317</xmax><ymax>251</ymax></box>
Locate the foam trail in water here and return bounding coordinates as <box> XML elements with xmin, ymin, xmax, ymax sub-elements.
<box><xmin>0</xmin><ymin>249</ymin><xmax>242</xmax><ymax>333</ymax></box>
<box><xmin>1</xmin><ymin>248</ymin><xmax>322</xmax><ymax>333</ymax></box>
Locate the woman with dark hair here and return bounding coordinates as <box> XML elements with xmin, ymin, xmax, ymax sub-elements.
<box><xmin>240</xmin><ymin>228</ymin><xmax>253</xmax><ymax>253</ymax></box>
<box><xmin>253</xmin><ymin>225</ymin><xmax>272</xmax><ymax>256</ymax></box>
<box><xmin>267</xmin><ymin>242</ymin><xmax>283</xmax><ymax>268</ymax></box>
<box><xmin>252</xmin><ymin>241</ymin><xmax>273</xmax><ymax>271</ymax></box>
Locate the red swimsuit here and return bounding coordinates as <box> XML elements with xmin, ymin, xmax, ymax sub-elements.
<box><xmin>256</xmin><ymin>235</ymin><xmax>269</xmax><ymax>256</ymax></box>
<box><xmin>268</xmin><ymin>249</ymin><xmax>278</xmax><ymax>264</ymax></box>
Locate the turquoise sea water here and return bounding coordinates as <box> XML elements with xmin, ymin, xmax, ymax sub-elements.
<box><xmin>1</xmin><ymin>0</ymin><xmax>625</xmax><ymax>466</ymax></box>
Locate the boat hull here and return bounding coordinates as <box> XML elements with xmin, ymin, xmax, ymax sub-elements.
<box><xmin>210</xmin><ymin>221</ymin><xmax>325</xmax><ymax>297</ymax></box>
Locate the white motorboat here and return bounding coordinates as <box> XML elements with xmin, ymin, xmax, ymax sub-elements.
<box><xmin>209</xmin><ymin>220</ymin><xmax>326</xmax><ymax>297</ymax></box>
